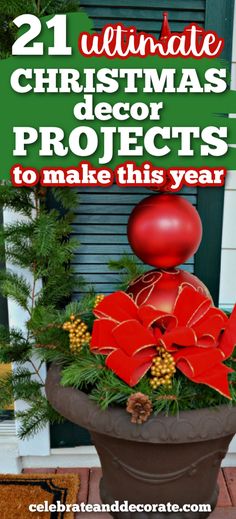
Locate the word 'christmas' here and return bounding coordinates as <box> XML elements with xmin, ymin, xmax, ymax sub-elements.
<box><xmin>11</xmin><ymin>67</ymin><xmax>227</xmax><ymax>94</ymax></box>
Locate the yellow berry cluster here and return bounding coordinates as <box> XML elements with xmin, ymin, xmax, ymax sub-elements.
<box><xmin>63</xmin><ymin>315</ymin><xmax>91</xmax><ymax>354</ymax></box>
<box><xmin>150</xmin><ymin>346</ymin><xmax>176</xmax><ymax>389</ymax></box>
<box><xmin>94</xmin><ymin>294</ymin><xmax>105</xmax><ymax>308</ymax></box>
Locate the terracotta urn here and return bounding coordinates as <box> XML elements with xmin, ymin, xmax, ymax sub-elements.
<box><xmin>46</xmin><ymin>364</ymin><xmax>236</xmax><ymax>519</ymax></box>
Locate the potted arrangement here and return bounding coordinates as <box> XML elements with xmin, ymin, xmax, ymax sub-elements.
<box><xmin>0</xmin><ymin>8</ymin><xmax>235</xmax><ymax>519</ymax></box>
<box><xmin>45</xmin><ymin>193</ymin><xmax>236</xmax><ymax>519</ymax></box>
<box><xmin>0</xmin><ymin>185</ymin><xmax>236</xmax><ymax>519</ymax></box>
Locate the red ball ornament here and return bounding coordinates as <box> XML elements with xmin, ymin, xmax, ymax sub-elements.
<box><xmin>127</xmin><ymin>269</ymin><xmax>211</xmax><ymax>314</ymax></box>
<box><xmin>127</xmin><ymin>194</ymin><xmax>202</xmax><ymax>269</ymax></box>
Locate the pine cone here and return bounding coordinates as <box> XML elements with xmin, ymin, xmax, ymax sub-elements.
<box><xmin>126</xmin><ymin>392</ymin><xmax>153</xmax><ymax>424</ymax></box>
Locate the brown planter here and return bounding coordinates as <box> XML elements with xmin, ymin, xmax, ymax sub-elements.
<box><xmin>46</xmin><ymin>364</ymin><xmax>236</xmax><ymax>519</ymax></box>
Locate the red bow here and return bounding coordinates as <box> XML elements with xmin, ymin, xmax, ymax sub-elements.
<box><xmin>90</xmin><ymin>287</ymin><xmax>236</xmax><ymax>398</ymax></box>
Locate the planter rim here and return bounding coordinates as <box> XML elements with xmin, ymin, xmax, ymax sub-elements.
<box><xmin>46</xmin><ymin>364</ymin><xmax>236</xmax><ymax>444</ymax></box>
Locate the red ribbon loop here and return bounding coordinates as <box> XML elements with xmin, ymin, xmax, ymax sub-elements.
<box><xmin>91</xmin><ymin>287</ymin><xmax>235</xmax><ymax>397</ymax></box>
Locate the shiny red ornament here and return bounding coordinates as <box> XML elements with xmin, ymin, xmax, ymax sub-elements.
<box><xmin>127</xmin><ymin>194</ymin><xmax>202</xmax><ymax>269</ymax></box>
<box><xmin>127</xmin><ymin>268</ymin><xmax>211</xmax><ymax>314</ymax></box>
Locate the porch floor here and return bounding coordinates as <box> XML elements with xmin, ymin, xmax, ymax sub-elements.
<box><xmin>23</xmin><ymin>467</ymin><xmax>236</xmax><ymax>518</ymax></box>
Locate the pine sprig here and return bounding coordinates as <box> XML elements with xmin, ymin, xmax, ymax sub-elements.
<box><xmin>0</xmin><ymin>184</ymin><xmax>85</xmax><ymax>437</ymax></box>
<box><xmin>12</xmin><ymin>375</ymin><xmax>44</xmax><ymax>402</ymax></box>
<box><xmin>109</xmin><ymin>254</ymin><xmax>147</xmax><ymax>290</ymax></box>
<box><xmin>152</xmin><ymin>378</ymin><xmax>196</xmax><ymax>416</ymax></box>
<box><xmin>0</xmin><ymin>326</ymin><xmax>32</xmax><ymax>363</ymax></box>
<box><xmin>16</xmin><ymin>398</ymin><xmax>64</xmax><ymax>439</ymax></box>
<box><xmin>90</xmin><ymin>371</ymin><xmax>132</xmax><ymax>410</ymax></box>
<box><xmin>61</xmin><ymin>347</ymin><xmax>106</xmax><ymax>389</ymax></box>
<box><xmin>0</xmin><ymin>270</ymin><xmax>32</xmax><ymax>312</ymax></box>
<box><xmin>36</xmin><ymin>347</ymin><xmax>74</xmax><ymax>365</ymax></box>
<box><xmin>0</xmin><ymin>185</ymin><xmax>33</xmax><ymax>215</ymax></box>
<box><xmin>59</xmin><ymin>335</ymin><xmax>236</xmax><ymax>414</ymax></box>
<box><xmin>0</xmin><ymin>0</ymin><xmax>80</xmax><ymax>58</ymax></box>
<box><xmin>52</xmin><ymin>187</ymin><xmax>78</xmax><ymax>211</ymax></box>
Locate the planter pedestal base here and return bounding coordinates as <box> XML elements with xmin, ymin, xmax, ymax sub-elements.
<box><xmin>99</xmin><ymin>478</ymin><xmax>219</xmax><ymax>519</ymax></box>
<box><xmin>46</xmin><ymin>365</ymin><xmax>236</xmax><ymax>519</ymax></box>
<box><xmin>91</xmin><ymin>430</ymin><xmax>226</xmax><ymax>519</ymax></box>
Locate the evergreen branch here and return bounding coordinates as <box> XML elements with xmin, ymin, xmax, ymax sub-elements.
<box><xmin>34</xmin><ymin>343</ymin><xmax>58</xmax><ymax>349</ymax></box>
<box><xmin>51</xmin><ymin>187</ymin><xmax>78</xmax><ymax>210</ymax></box>
<box><xmin>0</xmin><ymin>4</ymin><xmax>91</xmax><ymax>439</ymax></box>
<box><xmin>33</xmin><ymin>213</ymin><xmax>58</xmax><ymax>256</ymax></box>
<box><xmin>109</xmin><ymin>254</ymin><xmax>147</xmax><ymax>290</ymax></box>
<box><xmin>0</xmin><ymin>0</ymin><xmax>80</xmax><ymax>59</ymax></box>
<box><xmin>0</xmin><ymin>221</ymin><xmax>35</xmax><ymax>265</ymax></box>
<box><xmin>28</xmin><ymin>359</ymin><xmax>44</xmax><ymax>384</ymax></box>
<box><xmin>0</xmin><ymin>367</ymin><xmax>43</xmax><ymax>409</ymax></box>
<box><xmin>16</xmin><ymin>399</ymin><xmax>64</xmax><ymax>439</ymax></box>
<box><xmin>61</xmin><ymin>349</ymin><xmax>106</xmax><ymax>389</ymax></box>
<box><xmin>0</xmin><ymin>221</ymin><xmax>35</xmax><ymax>241</ymax></box>
<box><xmin>0</xmin><ymin>0</ymin><xmax>36</xmax><ymax>17</ymax></box>
<box><xmin>90</xmin><ymin>380</ymin><xmax>130</xmax><ymax>410</ymax></box>
<box><xmin>52</xmin><ymin>0</ymin><xmax>80</xmax><ymax>14</ymax></box>
<box><xmin>39</xmin><ymin>0</ymin><xmax>53</xmax><ymax>16</ymax></box>
<box><xmin>0</xmin><ymin>185</ymin><xmax>33</xmax><ymax>215</ymax></box>
<box><xmin>0</xmin><ymin>270</ymin><xmax>31</xmax><ymax>312</ymax></box>
<box><xmin>35</xmin><ymin>347</ymin><xmax>74</xmax><ymax>364</ymax></box>
<box><xmin>0</xmin><ymin>339</ymin><xmax>32</xmax><ymax>364</ymax></box>
<box><xmin>13</xmin><ymin>378</ymin><xmax>44</xmax><ymax>402</ymax></box>
<box><xmin>62</xmin><ymin>291</ymin><xmax>97</xmax><ymax>330</ymax></box>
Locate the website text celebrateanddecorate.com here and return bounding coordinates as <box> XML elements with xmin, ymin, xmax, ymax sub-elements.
<box><xmin>28</xmin><ymin>499</ymin><xmax>212</xmax><ymax>514</ymax></box>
